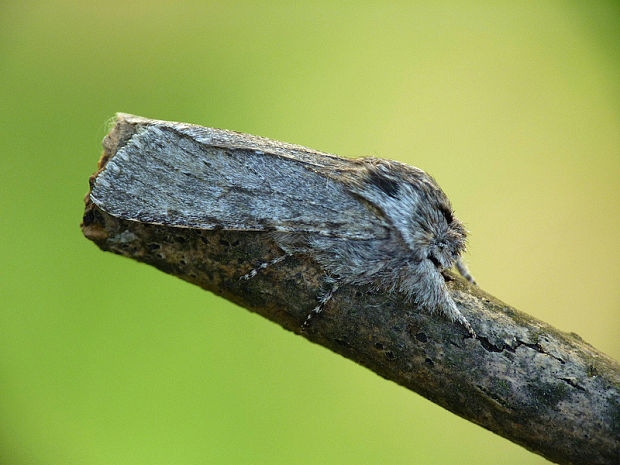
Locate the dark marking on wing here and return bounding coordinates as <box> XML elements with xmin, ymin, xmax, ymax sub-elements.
<box><xmin>90</xmin><ymin>125</ymin><xmax>391</xmax><ymax>240</ymax></box>
<box><xmin>367</xmin><ymin>170</ymin><xmax>400</xmax><ymax>198</ymax></box>
<box><xmin>439</xmin><ymin>206</ymin><xmax>453</xmax><ymax>224</ymax></box>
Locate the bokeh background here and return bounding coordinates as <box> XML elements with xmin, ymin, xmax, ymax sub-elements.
<box><xmin>1</xmin><ymin>1</ymin><xmax>618</xmax><ymax>464</ymax></box>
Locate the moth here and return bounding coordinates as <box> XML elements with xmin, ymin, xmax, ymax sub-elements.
<box><xmin>91</xmin><ymin>114</ymin><xmax>477</xmax><ymax>337</ymax></box>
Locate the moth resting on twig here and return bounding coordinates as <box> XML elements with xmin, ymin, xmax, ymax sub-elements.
<box><xmin>91</xmin><ymin>114</ymin><xmax>478</xmax><ymax>336</ymax></box>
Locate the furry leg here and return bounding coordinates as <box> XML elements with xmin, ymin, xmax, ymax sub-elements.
<box><xmin>447</xmin><ymin>300</ymin><xmax>477</xmax><ymax>338</ymax></box>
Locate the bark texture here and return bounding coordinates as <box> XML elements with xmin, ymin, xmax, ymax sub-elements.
<box><xmin>81</xmin><ymin>117</ymin><xmax>619</xmax><ymax>465</ymax></box>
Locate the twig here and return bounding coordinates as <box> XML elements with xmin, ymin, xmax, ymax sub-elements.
<box><xmin>81</xmin><ymin>117</ymin><xmax>619</xmax><ymax>465</ymax></box>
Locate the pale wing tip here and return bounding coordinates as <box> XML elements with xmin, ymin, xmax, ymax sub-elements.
<box><xmin>114</xmin><ymin>113</ymin><xmax>195</xmax><ymax>127</ymax></box>
<box><xmin>112</xmin><ymin>113</ymin><xmax>204</xmax><ymax>131</ymax></box>
<box><xmin>114</xmin><ymin>113</ymin><xmax>151</xmax><ymax>124</ymax></box>
<box><xmin>103</xmin><ymin>113</ymin><xmax>168</xmax><ymax>154</ymax></box>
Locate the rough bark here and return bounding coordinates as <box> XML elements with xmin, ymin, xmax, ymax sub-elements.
<box><xmin>81</xmin><ymin>117</ymin><xmax>619</xmax><ymax>465</ymax></box>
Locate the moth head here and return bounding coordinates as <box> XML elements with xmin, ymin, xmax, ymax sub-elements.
<box><xmin>426</xmin><ymin>205</ymin><xmax>467</xmax><ymax>269</ymax></box>
<box><xmin>358</xmin><ymin>158</ymin><xmax>468</xmax><ymax>269</ymax></box>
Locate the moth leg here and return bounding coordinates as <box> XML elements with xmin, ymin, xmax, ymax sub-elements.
<box><xmin>302</xmin><ymin>281</ymin><xmax>339</xmax><ymax>329</ymax></box>
<box><xmin>455</xmin><ymin>258</ymin><xmax>477</xmax><ymax>285</ymax></box>
<box><xmin>445</xmin><ymin>299</ymin><xmax>477</xmax><ymax>338</ymax></box>
<box><xmin>405</xmin><ymin>260</ymin><xmax>477</xmax><ymax>337</ymax></box>
<box><xmin>435</xmin><ymin>281</ymin><xmax>476</xmax><ymax>338</ymax></box>
<box><xmin>239</xmin><ymin>253</ymin><xmax>290</xmax><ymax>281</ymax></box>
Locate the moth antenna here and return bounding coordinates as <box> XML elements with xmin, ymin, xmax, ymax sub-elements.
<box><xmin>239</xmin><ymin>254</ymin><xmax>289</xmax><ymax>281</ymax></box>
<box><xmin>456</xmin><ymin>258</ymin><xmax>477</xmax><ymax>286</ymax></box>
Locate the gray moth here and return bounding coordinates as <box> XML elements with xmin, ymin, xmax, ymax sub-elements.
<box><xmin>91</xmin><ymin>114</ymin><xmax>477</xmax><ymax>337</ymax></box>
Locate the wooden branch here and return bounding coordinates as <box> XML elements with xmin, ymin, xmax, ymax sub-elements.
<box><xmin>81</xmin><ymin>117</ymin><xmax>619</xmax><ymax>465</ymax></box>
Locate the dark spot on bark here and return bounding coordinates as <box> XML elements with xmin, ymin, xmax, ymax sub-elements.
<box><xmin>479</xmin><ymin>336</ymin><xmax>505</xmax><ymax>353</ymax></box>
<box><xmin>175</xmin><ymin>236</ymin><xmax>186</xmax><ymax>244</ymax></box>
<box><xmin>385</xmin><ymin>351</ymin><xmax>396</xmax><ymax>360</ymax></box>
<box><xmin>219</xmin><ymin>239</ymin><xmax>230</xmax><ymax>247</ymax></box>
<box><xmin>375</xmin><ymin>342</ymin><xmax>384</xmax><ymax>350</ymax></box>
<box><xmin>368</xmin><ymin>171</ymin><xmax>400</xmax><ymax>197</ymax></box>
<box><xmin>515</xmin><ymin>340</ymin><xmax>565</xmax><ymax>364</ymax></box>
<box><xmin>334</xmin><ymin>338</ymin><xmax>351</xmax><ymax>348</ymax></box>
<box><xmin>416</xmin><ymin>332</ymin><xmax>428</xmax><ymax>343</ymax></box>
<box><xmin>478</xmin><ymin>383</ymin><xmax>512</xmax><ymax>408</ymax></box>
<box><xmin>528</xmin><ymin>381</ymin><xmax>569</xmax><ymax>408</ymax></box>
<box><xmin>560</xmin><ymin>378</ymin><xmax>585</xmax><ymax>391</ymax></box>
<box><xmin>148</xmin><ymin>243</ymin><xmax>161</xmax><ymax>251</ymax></box>
<box><xmin>425</xmin><ymin>358</ymin><xmax>434</xmax><ymax>367</ymax></box>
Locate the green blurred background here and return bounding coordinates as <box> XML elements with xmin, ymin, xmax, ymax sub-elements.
<box><xmin>1</xmin><ymin>1</ymin><xmax>618</xmax><ymax>463</ymax></box>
